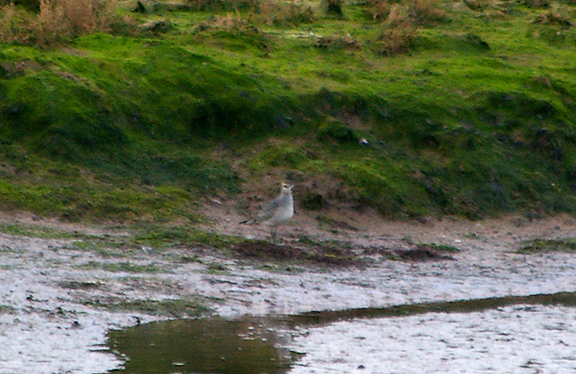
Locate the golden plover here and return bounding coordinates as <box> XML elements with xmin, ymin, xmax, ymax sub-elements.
<box><xmin>241</xmin><ymin>182</ymin><xmax>294</xmax><ymax>242</ymax></box>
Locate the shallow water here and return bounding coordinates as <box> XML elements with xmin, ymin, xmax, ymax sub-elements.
<box><xmin>107</xmin><ymin>317</ymin><xmax>293</xmax><ymax>374</ymax></box>
<box><xmin>106</xmin><ymin>291</ymin><xmax>576</xmax><ymax>374</ymax></box>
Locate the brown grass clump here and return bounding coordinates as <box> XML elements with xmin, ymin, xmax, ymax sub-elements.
<box><xmin>194</xmin><ymin>10</ymin><xmax>258</xmax><ymax>33</ymax></box>
<box><xmin>377</xmin><ymin>21</ymin><xmax>418</xmax><ymax>56</ymax></box>
<box><xmin>253</xmin><ymin>0</ymin><xmax>315</xmax><ymax>26</ymax></box>
<box><xmin>365</xmin><ymin>0</ymin><xmax>446</xmax><ymax>25</ymax></box>
<box><xmin>365</xmin><ymin>0</ymin><xmax>445</xmax><ymax>55</ymax></box>
<box><xmin>411</xmin><ymin>0</ymin><xmax>446</xmax><ymax>25</ymax></box>
<box><xmin>0</xmin><ymin>3</ymin><xmax>21</xmax><ymax>43</ymax></box>
<box><xmin>532</xmin><ymin>6</ymin><xmax>573</xmax><ymax>27</ymax></box>
<box><xmin>0</xmin><ymin>0</ymin><xmax>119</xmax><ymax>46</ymax></box>
<box><xmin>376</xmin><ymin>4</ymin><xmax>418</xmax><ymax>56</ymax></box>
<box><xmin>462</xmin><ymin>0</ymin><xmax>514</xmax><ymax>17</ymax></box>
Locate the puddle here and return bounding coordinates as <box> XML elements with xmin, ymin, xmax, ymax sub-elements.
<box><xmin>107</xmin><ymin>317</ymin><xmax>293</xmax><ymax>374</ymax></box>
<box><xmin>107</xmin><ymin>291</ymin><xmax>576</xmax><ymax>374</ymax></box>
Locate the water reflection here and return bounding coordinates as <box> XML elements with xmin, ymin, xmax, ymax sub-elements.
<box><xmin>107</xmin><ymin>291</ymin><xmax>576</xmax><ymax>374</ymax></box>
<box><xmin>107</xmin><ymin>317</ymin><xmax>292</xmax><ymax>374</ymax></box>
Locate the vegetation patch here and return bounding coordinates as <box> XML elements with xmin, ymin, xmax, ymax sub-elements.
<box><xmin>289</xmin><ymin>291</ymin><xmax>576</xmax><ymax>326</ymax></box>
<box><xmin>131</xmin><ymin>225</ymin><xmax>240</xmax><ymax>249</ymax></box>
<box><xmin>86</xmin><ymin>297</ymin><xmax>211</xmax><ymax>317</ymax></box>
<box><xmin>0</xmin><ymin>0</ymin><xmax>576</xmax><ymax>224</ymax></box>
<box><xmin>419</xmin><ymin>242</ymin><xmax>460</xmax><ymax>253</ymax></box>
<box><xmin>58</xmin><ymin>280</ymin><xmax>102</xmax><ymax>290</ymax></box>
<box><xmin>0</xmin><ymin>304</ymin><xmax>16</xmax><ymax>313</ymax></box>
<box><xmin>232</xmin><ymin>240</ymin><xmax>362</xmax><ymax>267</ymax></box>
<box><xmin>0</xmin><ymin>222</ymin><xmax>100</xmax><ymax>240</ymax></box>
<box><xmin>518</xmin><ymin>238</ymin><xmax>576</xmax><ymax>253</ymax></box>
<box><xmin>77</xmin><ymin>260</ymin><xmax>166</xmax><ymax>273</ymax></box>
<box><xmin>394</xmin><ymin>244</ymin><xmax>456</xmax><ymax>262</ymax></box>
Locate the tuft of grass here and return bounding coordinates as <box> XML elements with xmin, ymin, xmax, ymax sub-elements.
<box><xmin>531</xmin><ymin>5</ymin><xmax>574</xmax><ymax>27</ymax></box>
<box><xmin>0</xmin><ymin>0</ymin><xmax>121</xmax><ymax>46</ymax></box>
<box><xmin>257</xmin><ymin>0</ymin><xmax>316</xmax><ymax>26</ymax></box>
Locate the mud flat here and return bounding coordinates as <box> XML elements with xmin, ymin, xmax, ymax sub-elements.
<box><xmin>0</xmin><ymin>215</ymin><xmax>575</xmax><ymax>373</ymax></box>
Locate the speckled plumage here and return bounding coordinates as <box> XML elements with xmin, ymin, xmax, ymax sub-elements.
<box><xmin>241</xmin><ymin>183</ymin><xmax>294</xmax><ymax>242</ymax></box>
<box><xmin>257</xmin><ymin>183</ymin><xmax>294</xmax><ymax>227</ymax></box>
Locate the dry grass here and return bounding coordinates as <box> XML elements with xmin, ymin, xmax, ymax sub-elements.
<box><xmin>193</xmin><ymin>10</ymin><xmax>257</xmax><ymax>32</ymax></box>
<box><xmin>531</xmin><ymin>4</ymin><xmax>574</xmax><ymax>26</ymax></box>
<box><xmin>365</xmin><ymin>0</ymin><xmax>446</xmax><ymax>56</ymax></box>
<box><xmin>211</xmin><ymin>11</ymin><xmax>253</xmax><ymax>31</ymax></box>
<box><xmin>462</xmin><ymin>0</ymin><xmax>515</xmax><ymax>17</ymax></box>
<box><xmin>377</xmin><ymin>20</ymin><xmax>418</xmax><ymax>56</ymax></box>
<box><xmin>365</xmin><ymin>0</ymin><xmax>446</xmax><ymax>24</ymax></box>
<box><xmin>253</xmin><ymin>0</ymin><xmax>315</xmax><ymax>26</ymax></box>
<box><xmin>0</xmin><ymin>3</ymin><xmax>19</xmax><ymax>42</ymax></box>
<box><xmin>375</xmin><ymin>3</ymin><xmax>419</xmax><ymax>56</ymax></box>
<box><xmin>411</xmin><ymin>0</ymin><xmax>446</xmax><ymax>25</ymax></box>
<box><xmin>0</xmin><ymin>0</ymin><xmax>118</xmax><ymax>46</ymax></box>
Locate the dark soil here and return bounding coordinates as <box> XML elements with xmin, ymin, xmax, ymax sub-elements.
<box><xmin>231</xmin><ymin>241</ymin><xmax>362</xmax><ymax>267</ymax></box>
<box><xmin>394</xmin><ymin>244</ymin><xmax>456</xmax><ymax>262</ymax></box>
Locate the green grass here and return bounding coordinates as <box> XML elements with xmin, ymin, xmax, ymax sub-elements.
<box><xmin>0</xmin><ymin>0</ymin><xmax>576</xmax><ymax>222</ymax></box>
<box><xmin>85</xmin><ymin>297</ymin><xmax>211</xmax><ymax>317</ymax></box>
<box><xmin>418</xmin><ymin>242</ymin><xmax>460</xmax><ymax>253</ymax></box>
<box><xmin>77</xmin><ymin>260</ymin><xmax>167</xmax><ymax>273</ymax></box>
<box><xmin>0</xmin><ymin>222</ymin><xmax>98</xmax><ymax>239</ymax></box>
<box><xmin>519</xmin><ymin>238</ymin><xmax>576</xmax><ymax>253</ymax></box>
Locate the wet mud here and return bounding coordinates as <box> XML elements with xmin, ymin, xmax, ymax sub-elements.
<box><xmin>107</xmin><ymin>291</ymin><xmax>576</xmax><ymax>374</ymax></box>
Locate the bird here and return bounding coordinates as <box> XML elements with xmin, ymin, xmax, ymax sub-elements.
<box><xmin>241</xmin><ymin>182</ymin><xmax>294</xmax><ymax>242</ymax></box>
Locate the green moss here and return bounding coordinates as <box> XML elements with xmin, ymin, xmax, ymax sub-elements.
<box><xmin>317</xmin><ymin>118</ymin><xmax>359</xmax><ymax>144</ymax></box>
<box><xmin>420</xmin><ymin>242</ymin><xmax>461</xmax><ymax>253</ymax></box>
<box><xmin>0</xmin><ymin>222</ymin><xmax>98</xmax><ymax>240</ymax></box>
<box><xmin>0</xmin><ymin>0</ymin><xmax>575</xmax><ymax>222</ymax></box>
<box><xmin>519</xmin><ymin>238</ymin><xmax>576</xmax><ymax>253</ymax></box>
<box><xmin>78</xmin><ymin>261</ymin><xmax>166</xmax><ymax>273</ymax></box>
<box><xmin>86</xmin><ymin>297</ymin><xmax>210</xmax><ymax>317</ymax></box>
<box><xmin>132</xmin><ymin>225</ymin><xmax>240</xmax><ymax>249</ymax></box>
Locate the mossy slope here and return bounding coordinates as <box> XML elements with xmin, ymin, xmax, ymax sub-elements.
<box><xmin>1</xmin><ymin>0</ymin><xmax>576</xmax><ymax>221</ymax></box>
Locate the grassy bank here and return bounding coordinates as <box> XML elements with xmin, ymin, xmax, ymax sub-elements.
<box><xmin>0</xmin><ymin>0</ymin><xmax>576</xmax><ymax>224</ymax></box>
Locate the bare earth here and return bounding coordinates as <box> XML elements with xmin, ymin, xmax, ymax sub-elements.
<box><xmin>1</xmin><ymin>209</ymin><xmax>576</xmax><ymax>373</ymax></box>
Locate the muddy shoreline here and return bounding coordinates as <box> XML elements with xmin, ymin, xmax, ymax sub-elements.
<box><xmin>1</xmin><ymin>214</ymin><xmax>576</xmax><ymax>373</ymax></box>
